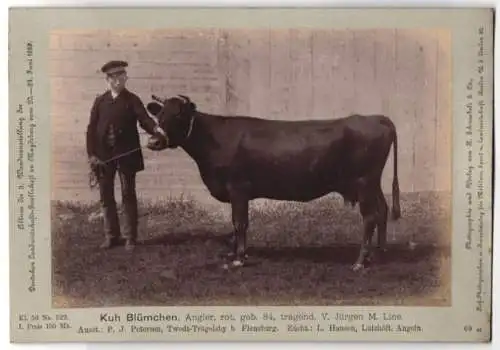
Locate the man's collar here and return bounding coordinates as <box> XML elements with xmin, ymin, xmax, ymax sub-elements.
<box><xmin>106</xmin><ymin>88</ymin><xmax>128</xmax><ymax>100</ymax></box>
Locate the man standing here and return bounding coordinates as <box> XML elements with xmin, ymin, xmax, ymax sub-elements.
<box><xmin>86</xmin><ymin>60</ymin><xmax>165</xmax><ymax>251</ymax></box>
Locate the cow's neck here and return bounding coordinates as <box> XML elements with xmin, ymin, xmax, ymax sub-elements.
<box><xmin>180</xmin><ymin>112</ymin><xmax>222</xmax><ymax>172</ymax></box>
<box><xmin>180</xmin><ymin>112</ymin><xmax>208</xmax><ymax>163</ymax></box>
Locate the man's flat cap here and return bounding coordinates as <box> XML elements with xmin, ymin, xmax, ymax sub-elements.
<box><xmin>101</xmin><ymin>60</ymin><xmax>128</xmax><ymax>74</ymax></box>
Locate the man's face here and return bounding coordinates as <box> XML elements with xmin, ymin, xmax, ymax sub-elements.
<box><xmin>105</xmin><ymin>69</ymin><xmax>128</xmax><ymax>92</ymax></box>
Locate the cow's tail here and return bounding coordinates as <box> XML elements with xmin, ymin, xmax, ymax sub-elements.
<box><xmin>390</xmin><ymin>121</ymin><xmax>401</xmax><ymax>220</ymax></box>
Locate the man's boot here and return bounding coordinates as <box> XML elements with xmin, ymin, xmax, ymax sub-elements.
<box><xmin>124</xmin><ymin>238</ymin><xmax>136</xmax><ymax>251</ymax></box>
<box><xmin>100</xmin><ymin>236</ymin><xmax>119</xmax><ymax>249</ymax></box>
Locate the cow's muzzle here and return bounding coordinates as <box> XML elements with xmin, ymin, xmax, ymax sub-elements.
<box><xmin>147</xmin><ymin>134</ymin><xmax>168</xmax><ymax>151</ymax></box>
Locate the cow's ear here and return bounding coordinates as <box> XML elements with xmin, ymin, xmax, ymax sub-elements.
<box><xmin>147</xmin><ymin>102</ymin><xmax>163</xmax><ymax>116</ymax></box>
<box><xmin>189</xmin><ymin>102</ymin><xmax>197</xmax><ymax>111</ymax></box>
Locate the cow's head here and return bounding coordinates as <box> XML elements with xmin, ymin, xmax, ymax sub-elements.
<box><xmin>146</xmin><ymin>94</ymin><xmax>197</xmax><ymax>150</ymax></box>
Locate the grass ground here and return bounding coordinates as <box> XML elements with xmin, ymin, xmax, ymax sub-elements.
<box><xmin>51</xmin><ymin>191</ymin><xmax>451</xmax><ymax>307</ymax></box>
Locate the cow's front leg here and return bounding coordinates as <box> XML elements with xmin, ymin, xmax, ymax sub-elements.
<box><xmin>227</xmin><ymin>189</ymin><xmax>249</xmax><ymax>268</ymax></box>
<box><xmin>224</xmin><ymin>235</ymin><xmax>248</xmax><ymax>260</ymax></box>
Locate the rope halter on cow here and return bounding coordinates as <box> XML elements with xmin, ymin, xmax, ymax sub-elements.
<box><xmin>177</xmin><ymin>94</ymin><xmax>196</xmax><ymax>140</ymax></box>
<box><xmin>151</xmin><ymin>94</ymin><xmax>196</xmax><ymax>141</ymax></box>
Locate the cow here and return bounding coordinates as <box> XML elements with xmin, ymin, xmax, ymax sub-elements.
<box><xmin>145</xmin><ymin>94</ymin><xmax>401</xmax><ymax>271</ymax></box>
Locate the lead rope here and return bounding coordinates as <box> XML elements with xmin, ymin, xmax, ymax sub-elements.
<box><xmin>87</xmin><ymin>119</ymin><xmax>189</xmax><ymax>190</ymax></box>
<box><xmin>88</xmin><ymin>147</ymin><xmax>143</xmax><ymax>189</ymax></box>
<box><xmin>88</xmin><ymin>122</ymin><xmax>168</xmax><ymax>189</ymax></box>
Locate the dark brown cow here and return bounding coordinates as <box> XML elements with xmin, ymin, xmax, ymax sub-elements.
<box><xmin>146</xmin><ymin>94</ymin><xmax>401</xmax><ymax>270</ymax></box>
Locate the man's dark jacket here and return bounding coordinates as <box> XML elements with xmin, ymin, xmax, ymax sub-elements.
<box><xmin>86</xmin><ymin>88</ymin><xmax>157</xmax><ymax>173</ymax></box>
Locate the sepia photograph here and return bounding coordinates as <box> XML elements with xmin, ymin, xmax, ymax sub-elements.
<box><xmin>50</xmin><ymin>27</ymin><xmax>452</xmax><ymax>308</ymax></box>
<box><xmin>9</xmin><ymin>7</ymin><xmax>494</xmax><ymax>343</ymax></box>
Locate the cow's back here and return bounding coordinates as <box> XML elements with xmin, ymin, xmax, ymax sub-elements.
<box><xmin>192</xmin><ymin>113</ymin><xmax>395</xmax><ymax>202</ymax></box>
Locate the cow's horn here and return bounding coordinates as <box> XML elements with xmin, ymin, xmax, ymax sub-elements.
<box><xmin>152</xmin><ymin>95</ymin><xmax>165</xmax><ymax>104</ymax></box>
<box><xmin>177</xmin><ymin>94</ymin><xmax>190</xmax><ymax>103</ymax></box>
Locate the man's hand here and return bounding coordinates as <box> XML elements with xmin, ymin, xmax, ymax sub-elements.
<box><xmin>88</xmin><ymin>155</ymin><xmax>104</xmax><ymax>169</ymax></box>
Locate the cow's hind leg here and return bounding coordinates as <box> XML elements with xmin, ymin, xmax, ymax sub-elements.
<box><xmin>352</xmin><ymin>188</ymin><xmax>377</xmax><ymax>271</ymax></box>
<box><xmin>375</xmin><ymin>187</ymin><xmax>389</xmax><ymax>256</ymax></box>
<box><xmin>364</xmin><ymin>187</ymin><xmax>389</xmax><ymax>265</ymax></box>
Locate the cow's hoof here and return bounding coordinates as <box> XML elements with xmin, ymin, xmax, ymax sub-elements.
<box><xmin>376</xmin><ymin>247</ymin><xmax>388</xmax><ymax>256</ymax></box>
<box><xmin>232</xmin><ymin>259</ymin><xmax>244</xmax><ymax>267</ymax></box>
<box><xmin>351</xmin><ymin>263</ymin><xmax>364</xmax><ymax>271</ymax></box>
<box><xmin>222</xmin><ymin>259</ymin><xmax>245</xmax><ymax>270</ymax></box>
<box><xmin>224</xmin><ymin>252</ymin><xmax>248</xmax><ymax>259</ymax></box>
